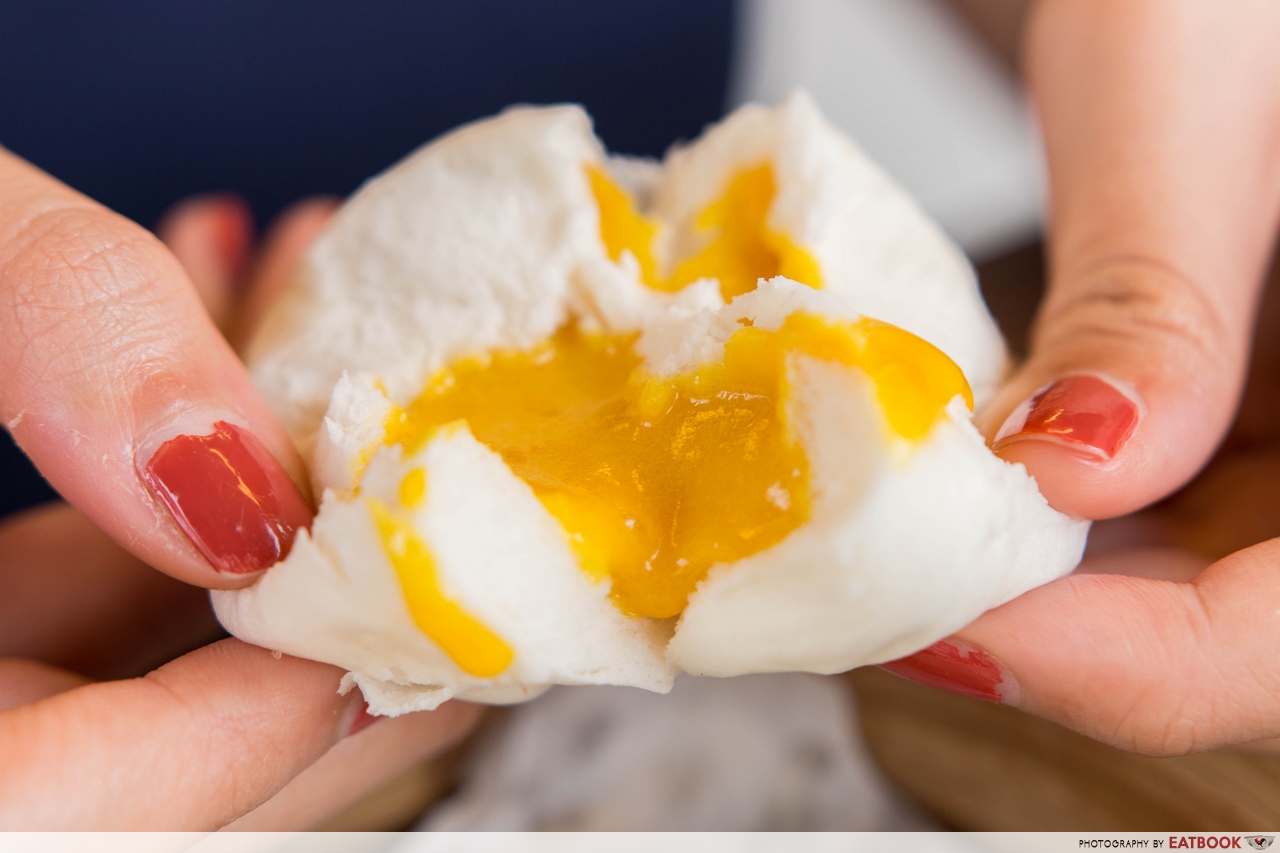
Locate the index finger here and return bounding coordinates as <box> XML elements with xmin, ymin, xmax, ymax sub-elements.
<box><xmin>0</xmin><ymin>148</ymin><xmax>310</xmax><ymax>589</ymax></box>
<box><xmin>972</xmin><ymin>537</ymin><xmax>1274</xmax><ymax>753</ymax></box>
<box><xmin>885</xmin><ymin>539</ymin><xmax>1280</xmax><ymax>755</ymax></box>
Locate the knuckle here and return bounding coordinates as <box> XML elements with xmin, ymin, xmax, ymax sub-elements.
<box><xmin>1103</xmin><ymin>679</ymin><xmax>1197</xmax><ymax>756</ymax></box>
<box><xmin>1035</xmin><ymin>254</ymin><xmax>1238</xmax><ymax>383</ymax></box>
<box><xmin>1106</xmin><ymin>584</ymin><xmax>1277</xmax><ymax>755</ymax></box>
<box><xmin>138</xmin><ymin>668</ymin><xmax>246</xmax><ymax>823</ymax></box>
<box><xmin>1106</xmin><ymin>685</ymin><xmax>1209</xmax><ymax>756</ymax></box>
<box><xmin>0</xmin><ymin>205</ymin><xmax>186</xmax><ymax>403</ymax></box>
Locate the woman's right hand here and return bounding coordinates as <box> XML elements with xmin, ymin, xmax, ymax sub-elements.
<box><xmin>884</xmin><ymin>0</ymin><xmax>1280</xmax><ymax>755</ymax></box>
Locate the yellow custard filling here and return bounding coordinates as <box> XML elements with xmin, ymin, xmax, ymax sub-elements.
<box><xmin>385</xmin><ymin>313</ymin><xmax>969</xmax><ymax>620</ymax></box>
<box><xmin>588</xmin><ymin>163</ymin><xmax>822</xmax><ymax>299</ymax></box>
<box><xmin>368</xmin><ymin>158</ymin><xmax>970</xmax><ymax>674</ymax></box>
<box><xmin>371</xmin><ymin>495</ymin><xmax>515</xmax><ymax>677</ymax></box>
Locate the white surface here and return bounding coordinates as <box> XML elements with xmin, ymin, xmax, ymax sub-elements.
<box><xmin>731</xmin><ymin>0</ymin><xmax>1045</xmax><ymax>259</ymax></box>
<box><xmin>424</xmin><ymin>674</ymin><xmax>936</xmax><ymax>831</ymax></box>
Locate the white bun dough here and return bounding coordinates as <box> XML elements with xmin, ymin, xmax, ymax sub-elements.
<box><xmin>215</xmin><ymin>94</ymin><xmax>1087</xmax><ymax>715</ymax></box>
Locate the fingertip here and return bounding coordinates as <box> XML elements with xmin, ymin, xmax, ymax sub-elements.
<box><xmin>157</xmin><ymin>193</ymin><xmax>254</xmax><ymax>271</ymax></box>
<box><xmin>981</xmin><ymin>366</ymin><xmax>1233</xmax><ymax>521</ymax></box>
<box><xmin>981</xmin><ymin>373</ymin><xmax>1140</xmax><ymax>518</ymax></box>
<box><xmin>258</xmin><ymin>196</ymin><xmax>339</xmax><ymax>265</ymax></box>
<box><xmin>135</xmin><ymin>416</ymin><xmax>313</xmax><ymax>585</ymax></box>
<box><xmin>232</xmin><ymin>195</ymin><xmax>339</xmax><ymax>350</ymax></box>
<box><xmin>0</xmin><ymin>155</ymin><xmax>313</xmax><ymax>595</ymax></box>
<box><xmin>156</xmin><ymin>193</ymin><xmax>255</xmax><ymax>329</ymax></box>
<box><xmin>879</xmin><ymin>639</ymin><xmax>1017</xmax><ymax>705</ymax></box>
<box><xmin>991</xmin><ymin>374</ymin><xmax>1142</xmax><ymax>457</ymax></box>
<box><xmin>190</xmin><ymin>567</ymin><xmax>267</xmax><ymax>592</ymax></box>
<box><xmin>994</xmin><ymin>440</ymin><xmax>1129</xmax><ymax>519</ymax></box>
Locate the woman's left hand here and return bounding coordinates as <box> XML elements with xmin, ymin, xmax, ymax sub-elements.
<box><xmin>0</xmin><ymin>194</ymin><xmax>481</xmax><ymax>829</ymax></box>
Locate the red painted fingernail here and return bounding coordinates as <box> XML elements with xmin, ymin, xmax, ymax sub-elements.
<box><xmin>211</xmin><ymin>197</ymin><xmax>252</xmax><ymax>277</ymax></box>
<box><xmin>993</xmin><ymin>374</ymin><xmax>1140</xmax><ymax>461</ymax></box>
<box><xmin>139</xmin><ymin>420</ymin><xmax>312</xmax><ymax>574</ymax></box>
<box><xmin>879</xmin><ymin>640</ymin><xmax>1012</xmax><ymax>703</ymax></box>
<box><xmin>347</xmin><ymin>701</ymin><xmax>380</xmax><ymax>737</ymax></box>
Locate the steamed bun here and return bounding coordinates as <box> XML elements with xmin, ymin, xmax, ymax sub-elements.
<box><xmin>213</xmin><ymin>93</ymin><xmax>1087</xmax><ymax>715</ymax></box>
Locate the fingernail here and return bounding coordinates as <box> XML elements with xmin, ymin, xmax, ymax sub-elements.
<box><xmin>211</xmin><ymin>199</ymin><xmax>252</xmax><ymax>278</ymax></box>
<box><xmin>878</xmin><ymin>640</ymin><xmax>1015</xmax><ymax>703</ymax></box>
<box><xmin>139</xmin><ymin>420</ymin><xmax>312</xmax><ymax>574</ymax></box>
<box><xmin>993</xmin><ymin>374</ymin><xmax>1141</xmax><ymax>461</ymax></box>
<box><xmin>346</xmin><ymin>701</ymin><xmax>380</xmax><ymax>738</ymax></box>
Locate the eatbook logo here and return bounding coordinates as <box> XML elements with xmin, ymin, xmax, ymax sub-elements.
<box><xmin>1247</xmin><ymin>839</ymin><xmax>1274</xmax><ymax>850</ymax></box>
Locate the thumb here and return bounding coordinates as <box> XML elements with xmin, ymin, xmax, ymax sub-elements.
<box><xmin>0</xmin><ymin>148</ymin><xmax>310</xmax><ymax>589</ymax></box>
<box><xmin>976</xmin><ymin>258</ymin><xmax>1243</xmax><ymax>520</ymax></box>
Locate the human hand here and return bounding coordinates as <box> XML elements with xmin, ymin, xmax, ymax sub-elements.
<box><xmin>882</xmin><ymin>0</ymin><xmax>1280</xmax><ymax>755</ymax></box>
<box><xmin>0</xmin><ymin>166</ymin><xmax>480</xmax><ymax>827</ymax></box>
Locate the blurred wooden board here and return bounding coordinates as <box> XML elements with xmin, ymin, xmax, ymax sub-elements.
<box><xmin>849</xmin><ymin>667</ymin><xmax>1280</xmax><ymax>830</ymax></box>
<box><xmin>314</xmin><ymin>755</ymin><xmax>455</xmax><ymax>831</ymax></box>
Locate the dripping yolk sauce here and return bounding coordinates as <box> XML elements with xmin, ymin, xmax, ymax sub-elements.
<box><xmin>370</xmin><ymin>162</ymin><xmax>972</xmax><ymax>677</ymax></box>
<box><xmin>586</xmin><ymin>161</ymin><xmax>821</xmax><ymax>300</ymax></box>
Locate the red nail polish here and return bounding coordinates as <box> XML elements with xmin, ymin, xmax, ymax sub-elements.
<box><xmin>207</xmin><ymin>195</ymin><xmax>252</xmax><ymax>277</ymax></box>
<box><xmin>879</xmin><ymin>640</ymin><xmax>1010</xmax><ymax>703</ymax></box>
<box><xmin>140</xmin><ymin>421</ymin><xmax>312</xmax><ymax>574</ymax></box>
<box><xmin>348</xmin><ymin>701</ymin><xmax>379</xmax><ymax>737</ymax></box>
<box><xmin>993</xmin><ymin>374</ymin><xmax>1140</xmax><ymax>461</ymax></box>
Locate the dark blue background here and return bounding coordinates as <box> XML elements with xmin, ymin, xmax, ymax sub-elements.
<box><xmin>0</xmin><ymin>1</ymin><xmax>736</xmax><ymax>518</ymax></box>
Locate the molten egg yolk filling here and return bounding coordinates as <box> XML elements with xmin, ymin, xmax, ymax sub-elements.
<box><xmin>588</xmin><ymin>162</ymin><xmax>822</xmax><ymax>299</ymax></box>
<box><xmin>369</xmin><ymin>162</ymin><xmax>970</xmax><ymax>676</ymax></box>
<box><xmin>370</xmin><ymin>495</ymin><xmax>515</xmax><ymax>677</ymax></box>
<box><xmin>385</xmin><ymin>313</ymin><xmax>970</xmax><ymax>622</ymax></box>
